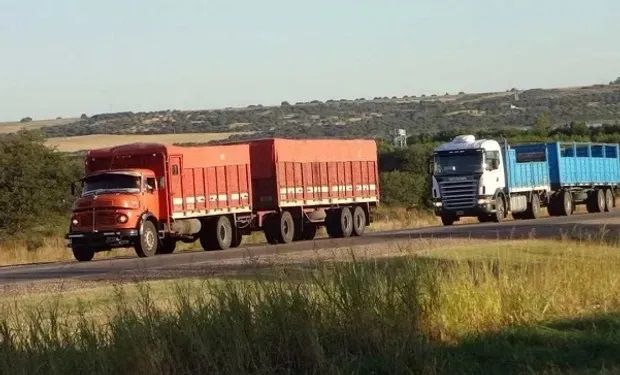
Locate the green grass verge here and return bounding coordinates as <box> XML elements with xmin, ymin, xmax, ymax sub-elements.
<box><xmin>1</xmin><ymin>239</ymin><xmax>619</xmax><ymax>374</ymax></box>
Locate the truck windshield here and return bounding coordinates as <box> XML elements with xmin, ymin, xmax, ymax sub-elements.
<box><xmin>434</xmin><ymin>152</ymin><xmax>483</xmax><ymax>175</ymax></box>
<box><xmin>82</xmin><ymin>173</ymin><xmax>141</xmax><ymax>195</ymax></box>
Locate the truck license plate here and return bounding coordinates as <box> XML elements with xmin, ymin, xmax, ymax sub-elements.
<box><xmin>456</xmin><ymin>210</ymin><xmax>464</xmax><ymax>216</ymax></box>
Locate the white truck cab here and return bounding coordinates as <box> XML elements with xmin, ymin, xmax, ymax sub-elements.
<box><xmin>431</xmin><ymin>135</ymin><xmax>506</xmax><ymax>225</ymax></box>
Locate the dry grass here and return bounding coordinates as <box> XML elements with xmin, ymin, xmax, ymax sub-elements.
<box><xmin>45</xmin><ymin>132</ymin><xmax>247</xmax><ymax>152</ymax></box>
<box><xmin>0</xmin><ymin>118</ymin><xmax>78</xmax><ymax>134</ymax></box>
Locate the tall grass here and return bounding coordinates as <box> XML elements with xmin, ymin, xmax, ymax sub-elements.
<box><xmin>1</xmin><ymin>240</ymin><xmax>619</xmax><ymax>374</ymax></box>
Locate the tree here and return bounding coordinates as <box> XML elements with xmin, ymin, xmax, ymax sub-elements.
<box><xmin>80</xmin><ymin>113</ymin><xmax>89</xmax><ymax>119</ymax></box>
<box><xmin>612</xmin><ymin>77</ymin><xmax>620</xmax><ymax>85</ymax></box>
<box><xmin>280</xmin><ymin>101</ymin><xmax>290</xmax><ymax>107</ymax></box>
<box><xmin>533</xmin><ymin>113</ymin><xmax>552</xmax><ymax>136</ymax></box>
<box><xmin>20</xmin><ymin>117</ymin><xmax>32</xmax><ymax>123</ymax></box>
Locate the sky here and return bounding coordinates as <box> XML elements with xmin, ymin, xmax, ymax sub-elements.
<box><xmin>0</xmin><ymin>0</ymin><xmax>618</xmax><ymax>121</ymax></box>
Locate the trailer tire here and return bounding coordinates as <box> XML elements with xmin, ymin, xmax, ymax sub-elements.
<box><xmin>135</xmin><ymin>220</ymin><xmax>158</xmax><ymax>257</ymax></box>
<box><xmin>72</xmin><ymin>247</ymin><xmax>94</xmax><ymax>262</ymax></box>
<box><xmin>157</xmin><ymin>237</ymin><xmax>176</xmax><ymax>254</ymax></box>
<box><xmin>201</xmin><ymin>216</ymin><xmax>233</xmax><ymax>251</ymax></box>
<box><xmin>302</xmin><ymin>224</ymin><xmax>317</xmax><ymax>240</ymax></box>
<box><xmin>604</xmin><ymin>188</ymin><xmax>614</xmax><ymax>212</ymax></box>
<box><xmin>263</xmin><ymin>214</ymin><xmax>280</xmax><ymax>244</ymax></box>
<box><xmin>587</xmin><ymin>189</ymin><xmax>605</xmax><ymax>213</ymax></box>
<box><xmin>524</xmin><ymin>194</ymin><xmax>541</xmax><ymax>219</ymax></box>
<box><xmin>276</xmin><ymin>211</ymin><xmax>295</xmax><ymax>244</ymax></box>
<box><xmin>326</xmin><ymin>207</ymin><xmax>353</xmax><ymax>238</ymax></box>
<box><xmin>440</xmin><ymin>215</ymin><xmax>455</xmax><ymax>226</ymax></box>
<box><xmin>352</xmin><ymin>206</ymin><xmax>366</xmax><ymax>236</ymax></box>
<box><xmin>493</xmin><ymin>195</ymin><xmax>506</xmax><ymax>223</ymax></box>
<box><xmin>559</xmin><ymin>190</ymin><xmax>573</xmax><ymax>216</ymax></box>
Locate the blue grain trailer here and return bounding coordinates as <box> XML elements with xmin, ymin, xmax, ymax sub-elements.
<box><xmin>431</xmin><ymin>136</ymin><xmax>619</xmax><ymax>225</ymax></box>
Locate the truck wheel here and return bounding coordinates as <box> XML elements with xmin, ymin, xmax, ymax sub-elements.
<box><xmin>605</xmin><ymin>188</ymin><xmax>614</xmax><ymax>212</ymax></box>
<box><xmin>493</xmin><ymin>196</ymin><xmax>506</xmax><ymax>223</ymax></box>
<box><xmin>440</xmin><ymin>215</ymin><xmax>455</xmax><ymax>226</ymax></box>
<box><xmin>352</xmin><ymin>206</ymin><xmax>366</xmax><ymax>236</ymax></box>
<box><xmin>157</xmin><ymin>237</ymin><xmax>176</xmax><ymax>254</ymax></box>
<box><xmin>525</xmin><ymin>194</ymin><xmax>541</xmax><ymax>219</ymax></box>
<box><xmin>135</xmin><ymin>220</ymin><xmax>158</xmax><ymax>257</ymax></box>
<box><xmin>302</xmin><ymin>224</ymin><xmax>317</xmax><ymax>240</ymax></box>
<box><xmin>231</xmin><ymin>232</ymin><xmax>242</xmax><ymax>248</ymax></box>
<box><xmin>72</xmin><ymin>247</ymin><xmax>94</xmax><ymax>262</ymax></box>
<box><xmin>586</xmin><ymin>189</ymin><xmax>605</xmax><ymax>213</ymax></box>
<box><xmin>559</xmin><ymin>190</ymin><xmax>573</xmax><ymax>216</ymax></box>
<box><xmin>201</xmin><ymin>216</ymin><xmax>233</xmax><ymax>251</ymax></box>
<box><xmin>277</xmin><ymin>211</ymin><xmax>295</xmax><ymax>244</ymax></box>
<box><xmin>326</xmin><ymin>207</ymin><xmax>353</xmax><ymax>238</ymax></box>
<box><xmin>479</xmin><ymin>214</ymin><xmax>494</xmax><ymax>222</ymax></box>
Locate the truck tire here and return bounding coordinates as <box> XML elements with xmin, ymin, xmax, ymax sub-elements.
<box><xmin>493</xmin><ymin>195</ymin><xmax>506</xmax><ymax>223</ymax></box>
<box><xmin>524</xmin><ymin>194</ymin><xmax>541</xmax><ymax>219</ymax></box>
<box><xmin>201</xmin><ymin>216</ymin><xmax>233</xmax><ymax>251</ymax></box>
<box><xmin>326</xmin><ymin>207</ymin><xmax>353</xmax><ymax>238</ymax></box>
<box><xmin>440</xmin><ymin>215</ymin><xmax>455</xmax><ymax>226</ymax></box>
<box><xmin>231</xmin><ymin>232</ymin><xmax>242</xmax><ymax>248</ymax></box>
<box><xmin>604</xmin><ymin>188</ymin><xmax>614</xmax><ymax>212</ymax></box>
<box><xmin>586</xmin><ymin>189</ymin><xmax>605</xmax><ymax>213</ymax></box>
<box><xmin>276</xmin><ymin>211</ymin><xmax>295</xmax><ymax>244</ymax></box>
<box><xmin>352</xmin><ymin>206</ymin><xmax>366</xmax><ymax>236</ymax></box>
<box><xmin>72</xmin><ymin>247</ymin><xmax>94</xmax><ymax>262</ymax></box>
<box><xmin>559</xmin><ymin>190</ymin><xmax>573</xmax><ymax>216</ymax></box>
<box><xmin>479</xmin><ymin>214</ymin><xmax>494</xmax><ymax>222</ymax></box>
<box><xmin>135</xmin><ymin>220</ymin><xmax>158</xmax><ymax>257</ymax></box>
<box><xmin>157</xmin><ymin>237</ymin><xmax>176</xmax><ymax>254</ymax></box>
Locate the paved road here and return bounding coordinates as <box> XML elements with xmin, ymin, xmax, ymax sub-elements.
<box><xmin>0</xmin><ymin>211</ymin><xmax>618</xmax><ymax>284</ymax></box>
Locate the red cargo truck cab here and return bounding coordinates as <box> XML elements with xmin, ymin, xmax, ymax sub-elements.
<box><xmin>248</xmin><ymin>138</ymin><xmax>379</xmax><ymax>243</ymax></box>
<box><xmin>67</xmin><ymin>138</ymin><xmax>379</xmax><ymax>262</ymax></box>
<box><xmin>67</xmin><ymin>143</ymin><xmax>252</xmax><ymax>261</ymax></box>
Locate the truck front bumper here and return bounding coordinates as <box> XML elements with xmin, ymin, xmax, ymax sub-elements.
<box><xmin>433</xmin><ymin>198</ymin><xmax>494</xmax><ymax>217</ymax></box>
<box><xmin>66</xmin><ymin>229</ymin><xmax>139</xmax><ymax>251</ymax></box>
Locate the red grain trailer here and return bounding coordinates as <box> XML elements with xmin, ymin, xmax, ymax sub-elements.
<box><xmin>247</xmin><ymin>138</ymin><xmax>379</xmax><ymax>243</ymax></box>
<box><xmin>67</xmin><ymin>143</ymin><xmax>252</xmax><ymax>260</ymax></box>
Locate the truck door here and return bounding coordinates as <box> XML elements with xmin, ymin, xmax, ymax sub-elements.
<box><xmin>169</xmin><ymin>155</ymin><xmax>183</xmax><ymax>213</ymax></box>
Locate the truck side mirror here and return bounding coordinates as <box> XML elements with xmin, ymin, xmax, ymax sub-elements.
<box><xmin>428</xmin><ymin>160</ymin><xmax>434</xmax><ymax>174</ymax></box>
<box><xmin>70</xmin><ymin>182</ymin><xmax>76</xmax><ymax>196</ymax></box>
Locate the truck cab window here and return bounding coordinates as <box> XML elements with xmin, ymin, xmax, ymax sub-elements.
<box><xmin>145</xmin><ymin>177</ymin><xmax>157</xmax><ymax>192</ymax></box>
<box><xmin>485</xmin><ymin>151</ymin><xmax>500</xmax><ymax>170</ymax></box>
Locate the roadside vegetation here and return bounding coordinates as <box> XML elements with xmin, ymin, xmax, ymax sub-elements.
<box><xmin>1</xmin><ymin>239</ymin><xmax>619</xmax><ymax>374</ymax></box>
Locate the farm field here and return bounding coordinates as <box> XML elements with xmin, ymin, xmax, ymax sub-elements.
<box><xmin>0</xmin><ymin>238</ymin><xmax>619</xmax><ymax>374</ymax></box>
<box><xmin>0</xmin><ymin>118</ymin><xmax>78</xmax><ymax>134</ymax></box>
<box><xmin>45</xmin><ymin>132</ymin><xmax>246</xmax><ymax>152</ymax></box>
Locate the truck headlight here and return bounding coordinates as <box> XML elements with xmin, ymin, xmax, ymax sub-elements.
<box><xmin>71</xmin><ymin>218</ymin><xmax>79</xmax><ymax>225</ymax></box>
<box><xmin>116</xmin><ymin>214</ymin><xmax>129</xmax><ymax>224</ymax></box>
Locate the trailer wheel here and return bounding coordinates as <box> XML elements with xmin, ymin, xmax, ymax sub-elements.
<box><xmin>440</xmin><ymin>215</ymin><xmax>455</xmax><ymax>226</ymax></box>
<box><xmin>352</xmin><ymin>206</ymin><xmax>366</xmax><ymax>236</ymax></box>
<box><xmin>157</xmin><ymin>237</ymin><xmax>176</xmax><ymax>254</ymax></box>
<box><xmin>72</xmin><ymin>247</ymin><xmax>94</xmax><ymax>262</ymax></box>
<box><xmin>559</xmin><ymin>190</ymin><xmax>573</xmax><ymax>216</ymax></box>
<box><xmin>604</xmin><ymin>188</ymin><xmax>614</xmax><ymax>212</ymax></box>
<box><xmin>201</xmin><ymin>216</ymin><xmax>233</xmax><ymax>251</ymax></box>
<box><xmin>263</xmin><ymin>214</ymin><xmax>280</xmax><ymax>244</ymax></box>
<box><xmin>302</xmin><ymin>224</ymin><xmax>317</xmax><ymax>240</ymax></box>
<box><xmin>276</xmin><ymin>211</ymin><xmax>295</xmax><ymax>244</ymax></box>
<box><xmin>326</xmin><ymin>207</ymin><xmax>353</xmax><ymax>238</ymax></box>
<box><xmin>524</xmin><ymin>194</ymin><xmax>541</xmax><ymax>219</ymax></box>
<box><xmin>586</xmin><ymin>189</ymin><xmax>605</xmax><ymax>213</ymax></box>
<box><xmin>492</xmin><ymin>195</ymin><xmax>506</xmax><ymax>223</ymax></box>
<box><xmin>135</xmin><ymin>220</ymin><xmax>158</xmax><ymax>257</ymax></box>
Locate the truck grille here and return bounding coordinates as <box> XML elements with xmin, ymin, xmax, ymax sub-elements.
<box><xmin>439</xmin><ymin>179</ymin><xmax>477</xmax><ymax>210</ymax></box>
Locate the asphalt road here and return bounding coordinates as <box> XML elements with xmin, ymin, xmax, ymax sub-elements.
<box><xmin>1</xmin><ymin>211</ymin><xmax>618</xmax><ymax>285</ymax></box>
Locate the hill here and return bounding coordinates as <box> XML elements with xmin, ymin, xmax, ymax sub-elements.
<box><xmin>17</xmin><ymin>83</ymin><xmax>620</xmax><ymax>142</ymax></box>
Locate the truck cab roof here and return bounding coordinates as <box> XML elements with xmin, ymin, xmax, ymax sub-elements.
<box><xmin>434</xmin><ymin>135</ymin><xmax>501</xmax><ymax>153</ymax></box>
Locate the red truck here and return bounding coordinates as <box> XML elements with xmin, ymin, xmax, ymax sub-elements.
<box><xmin>66</xmin><ymin>138</ymin><xmax>379</xmax><ymax>261</ymax></box>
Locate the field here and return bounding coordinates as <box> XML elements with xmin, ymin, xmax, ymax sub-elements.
<box><xmin>0</xmin><ymin>118</ymin><xmax>78</xmax><ymax>134</ymax></box>
<box><xmin>1</xmin><ymin>239</ymin><xmax>619</xmax><ymax>374</ymax></box>
<box><xmin>45</xmin><ymin>132</ymin><xmax>246</xmax><ymax>152</ymax></box>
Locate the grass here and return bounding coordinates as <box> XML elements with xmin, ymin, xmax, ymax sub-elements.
<box><xmin>1</xmin><ymin>239</ymin><xmax>620</xmax><ymax>374</ymax></box>
<box><xmin>45</xmin><ymin>132</ymin><xmax>247</xmax><ymax>152</ymax></box>
<box><xmin>0</xmin><ymin>118</ymin><xmax>78</xmax><ymax>134</ymax></box>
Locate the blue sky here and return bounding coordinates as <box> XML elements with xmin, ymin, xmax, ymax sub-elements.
<box><xmin>0</xmin><ymin>0</ymin><xmax>618</xmax><ymax>121</ymax></box>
